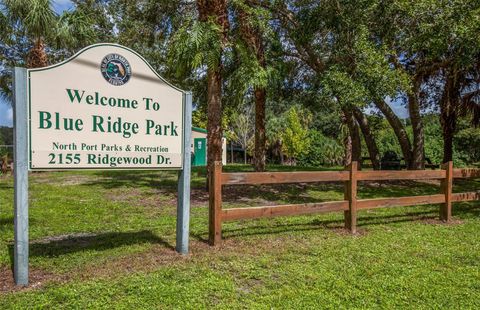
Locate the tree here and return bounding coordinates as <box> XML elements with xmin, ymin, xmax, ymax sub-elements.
<box><xmin>235</xmin><ymin>1</ymin><xmax>269</xmax><ymax>171</ymax></box>
<box><xmin>230</xmin><ymin>106</ymin><xmax>254</xmax><ymax>164</ymax></box>
<box><xmin>260</xmin><ymin>0</ymin><xmax>409</xmax><ymax>169</ymax></box>
<box><xmin>4</xmin><ymin>0</ymin><xmax>55</xmax><ymax>68</ymax></box>
<box><xmin>393</xmin><ymin>0</ymin><xmax>480</xmax><ymax>164</ymax></box>
<box><xmin>298</xmin><ymin>130</ymin><xmax>343</xmax><ymax>167</ymax></box>
<box><xmin>196</xmin><ymin>0</ymin><xmax>229</xmax><ymax>170</ymax></box>
<box><xmin>352</xmin><ymin>106</ymin><xmax>380</xmax><ymax>169</ymax></box>
<box><xmin>281</xmin><ymin>106</ymin><xmax>310</xmax><ymax>164</ymax></box>
<box><xmin>1</xmin><ymin>0</ymin><xmax>97</xmax><ymax>103</ymax></box>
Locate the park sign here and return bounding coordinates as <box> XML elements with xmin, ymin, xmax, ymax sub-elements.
<box><xmin>13</xmin><ymin>43</ymin><xmax>192</xmax><ymax>286</ymax></box>
<box><xmin>28</xmin><ymin>43</ymin><xmax>185</xmax><ymax>170</ymax></box>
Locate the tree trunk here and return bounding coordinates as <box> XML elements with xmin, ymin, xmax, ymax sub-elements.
<box><xmin>352</xmin><ymin>107</ymin><xmax>380</xmax><ymax>170</ymax></box>
<box><xmin>244</xmin><ymin>149</ymin><xmax>247</xmax><ymax>164</ymax></box>
<box><xmin>343</xmin><ymin>109</ymin><xmax>361</xmax><ymax>165</ymax></box>
<box><xmin>238</xmin><ymin>5</ymin><xmax>267</xmax><ymax>172</ymax></box>
<box><xmin>27</xmin><ymin>38</ymin><xmax>48</xmax><ymax>68</ymax></box>
<box><xmin>344</xmin><ymin>134</ymin><xmax>352</xmax><ymax>166</ymax></box>
<box><xmin>254</xmin><ymin>87</ymin><xmax>266</xmax><ymax>171</ymax></box>
<box><xmin>442</xmin><ymin>114</ymin><xmax>455</xmax><ymax>163</ymax></box>
<box><xmin>197</xmin><ymin>0</ymin><xmax>229</xmax><ymax>171</ymax></box>
<box><xmin>206</xmin><ymin>67</ymin><xmax>223</xmax><ymax>169</ymax></box>
<box><xmin>440</xmin><ymin>72</ymin><xmax>458</xmax><ymax>163</ymax></box>
<box><xmin>408</xmin><ymin>78</ymin><xmax>425</xmax><ymax>170</ymax></box>
<box><xmin>373</xmin><ymin>98</ymin><xmax>413</xmax><ymax>166</ymax></box>
<box><xmin>279</xmin><ymin>141</ymin><xmax>284</xmax><ymax>165</ymax></box>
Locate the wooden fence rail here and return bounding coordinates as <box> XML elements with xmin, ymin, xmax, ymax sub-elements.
<box><xmin>209</xmin><ymin>161</ymin><xmax>480</xmax><ymax>245</ymax></box>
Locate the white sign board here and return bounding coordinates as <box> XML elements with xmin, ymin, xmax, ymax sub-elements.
<box><xmin>28</xmin><ymin>43</ymin><xmax>185</xmax><ymax>170</ymax></box>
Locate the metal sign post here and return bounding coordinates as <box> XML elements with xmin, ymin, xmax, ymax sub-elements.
<box><xmin>13</xmin><ymin>67</ymin><xmax>29</xmax><ymax>285</ymax></box>
<box><xmin>176</xmin><ymin>92</ymin><xmax>192</xmax><ymax>254</ymax></box>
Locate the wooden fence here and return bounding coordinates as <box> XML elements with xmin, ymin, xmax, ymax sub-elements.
<box><xmin>208</xmin><ymin>161</ymin><xmax>480</xmax><ymax>245</ymax></box>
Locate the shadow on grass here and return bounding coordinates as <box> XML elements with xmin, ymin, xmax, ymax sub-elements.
<box><xmin>454</xmin><ymin>179</ymin><xmax>480</xmax><ymax>192</ymax></box>
<box><xmin>222</xmin><ymin>183</ymin><xmax>344</xmax><ymax>205</ymax></box>
<box><xmin>359</xmin><ymin>180</ymin><xmax>440</xmax><ymax>198</ymax></box>
<box><xmin>84</xmin><ymin>170</ymin><xmax>179</xmax><ymax>190</ymax></box>
<box><xmin>0</xmin><ymin>182</ymin><xmax>13</xmax><ymax>190</ymax></box>
<box><xmin>7</xmin><ymin>230</ymin><xmax>173</xmax><ymax>267</ymax></box>
<box><xmin>0</xmin><ymin>217</ymin><xmax>14</xmax><ymax>226</ymax></box>
<box><xmin>79</xmin><ymin>168</ymin><xmax>478</xmax><ymax>210</ymax></box>
<box><xmin>212</xmin><ymin>201</ymin><xmax>480</xmax><ymax>240</ymax></box>
<box><xmin>190</xmin><ymin>210</ymin><xmax>439</xmax><ymax>243</ymax></box>
<box><xmin>220</xmin><ymin>210</ymin><xmax>438</xmax><ymax>238</ymax></box>
<box><xmin>81</xmin><ymin>165</ymin><xmax>342</xmax><ymax>191</ymax></box>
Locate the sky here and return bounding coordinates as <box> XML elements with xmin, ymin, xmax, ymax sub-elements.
<box><xmin>52</xmin><ymin>0</ymin><xmax>74</xmax><ymax>13</ymax></box>
<box><xmin>0</xmin><ymin>0</ymin><xmax>409</xmax><ymax>127</ymax></box>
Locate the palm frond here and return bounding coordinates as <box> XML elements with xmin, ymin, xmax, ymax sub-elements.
<box><xmin>5</xmin><ymin>0</ymin><xmax>56</xmax><ymax>38</ymax></box>
<box><xmin>0</xmin><ymin>73</ymin><xmax>13</xmax><ymax>106</ymax></box>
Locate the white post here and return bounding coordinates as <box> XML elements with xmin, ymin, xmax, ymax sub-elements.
<box><xmin>176</xmin><ymin>92</ymin><xmax>192</xmax><ymax>254</ymax></box>
<box><xmin>13</xmin><ymin>67</ymin><xmax>29</xmax><ymax>286</ymax></box>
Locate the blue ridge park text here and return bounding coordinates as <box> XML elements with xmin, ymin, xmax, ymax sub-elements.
<box><xmin>38</xmin><ymin>89</ymin><xmax>179</xmax><ymax>138</ymax></box>
<box><xmin>36</xmin><ymin>88</ymin><xmax>179</xmax><ymax>167</ymax></box>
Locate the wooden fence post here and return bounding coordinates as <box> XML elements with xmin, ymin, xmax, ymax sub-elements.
<box><xmin>344</xmin><ymin>161</ymin><xmax>358</xmax><ymax>233</ymax></box>
<box><xmin>209</xmin><ymin>161</ymin><xmax>223</xmax><ymax>245</ymax></box>
<box><xmin>440</xmin><ymin>161</ymin><xmax>453</xmax><ymax>222</ymax></box>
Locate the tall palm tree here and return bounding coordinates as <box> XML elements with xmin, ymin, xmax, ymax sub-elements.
<box><xmin>196</xmin><ymin>0</ymin><xmax>229</xmax><ymax>171</ymax></box>
<box><xmin>4</xmin><ymin>0</ymin><xmax>56</xmax><ymax>68</ymax></box>
<box><xmin>1</xmin><ymin>0</ymin><xmax>96</xmax><ymax>103</ymax></box>
<box><xmin>237</xmin><ymin>4</ymin><xmax>268</xmax><ymax>172</ymax></box>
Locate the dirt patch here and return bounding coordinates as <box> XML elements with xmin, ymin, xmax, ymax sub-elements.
<box><xmin>0</xmin><ymin>267</ymin><xmax>59</xmax><ymax>293</ymax></box>
<box><xmin>106</xmin><ymin>188</ymin><xmax>176</xmax><ymax>209</ymax></box>
<box><xmin>34</xmin><ymin>232</ymin><xmax>98</xmax><ymax>244</ymax></box>
<box><xmin>30</xmin><ymin>173</ymin><xmax>92</xmax><ymax>186</ymax></box>
<box><xmin>58</xmin><ymin>176</ymin><xmax>92</xmax><ymax>186</ymax></box>
<box><xmin>329</xmin><ymin>227</ymin><xmax>368</xmax><ymax>236</ymax></box>
<box><xmin>421</xmin><ymin>218</ymin><xmax>464</xmax><ymax>225</ymax></box>
<box><xmin>0</xmin><ymin>243</ymin><xmax>187</xmax><ymax>294</ymax></box>
<box><xmin>361</xmin><ymin>179</ymin><xmax>441</xmax><ymax>187</ymax></box>
<box><xmin>191</xmin><ymin>188</ymin><xmax>209</xmax><ymax>205</ymax></box>
<box><xmin>73</xmin><ymin>244</ymin><xmax>187</xmax><ymax>281</ymax></box>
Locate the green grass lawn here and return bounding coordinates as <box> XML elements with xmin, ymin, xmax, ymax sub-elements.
<box><xmin>0</xmin><ymin>165</ymin><xmax>479</xmax><ymax>309</ymax></box>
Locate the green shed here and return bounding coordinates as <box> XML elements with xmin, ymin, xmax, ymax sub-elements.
<box><xmin>191</xmin><ymin>127</ymin><xmax>227</xmax><ymax>166</ymax></box>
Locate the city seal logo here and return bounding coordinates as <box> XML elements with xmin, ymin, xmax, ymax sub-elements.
<box><xmin>100</xmin><ymin>54</ymin><xmax>131</xmax><ymax>86</ymax></box>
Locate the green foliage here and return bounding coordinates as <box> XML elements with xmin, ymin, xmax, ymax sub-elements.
<box><xmin>298</xmin><ymin>130</ymin><xmax>343</xmax><ymax>167</ymax></box>
<box><xmin>322</xmin><ymin>70</ymin><xmax>364</xmax><ymax>107</ymax></box>
<box><xmin>192</xmin><ymin>109</ymin><xmax>208</xmax><ymax>129</ymax></box>
<box><xmin>227</xmin><ymin>42</ymin><xmax>272</xmax><ymax>95</ymax></box>
<box><xmin>0</xmin><ymin>134</ymin><xmax>4</xmax><ymax>156</ymax></box>
<box><xmin>168</xmin><ymin>18</ymin><xmax>224</xmax><ymax>77</ymax></box>
<box><xmin>265</xmin><ymin>109</ymin><xmax>285</xmax><ymax>146</ymax></box>
<box><xmin>423</xmin><ymin>115</ymin><xmax>443</xmax><ymax>164</ymax></box>
<box><xmin>227</xmin><ymin>0</ymin><xmax>274</xmax><ymax>96</ymax></box>
<box><xmin>54</xmin><ymin>9</ymin><xmax>97</xmax><ymax>51</ymax></box>
<box><xmin>4</xmin><ymin>0</ymin><xmax>56</xmax><ymax>38</ymax></box>
<box><xmin>0</xmin><ymin>126</ymin><xmax>13</xmax><ymax>145</ymax></box>
<box><xmin>4</xmin><ymin>0</ymin><xmax>97</xmax><ymax>51</ymax></box>
<box><xmin>0</xmin><ymin>0</ymin><xmax>100</xmax><ymax>104</ymax></box>
<box><xmin>352</xmin><ymin>27</ymin><xmax>410</xmax><ymax>98</ymax></box>
<box><xmin>454</xmin><ymin>126</ymin><xmax>480</xmax><ymax>165</ymax></box>
<box><xmin>367</xmin><ymin>115</ymin><xmax>401</xmax><ymax>158</ymax></box>
<box><xmin>281</xmin><ymin>106</ymin><xmax>311</xmax><ymax>161</ymax></box>
<box><xmin>0</xmin><ymin>126</ymin><xmax>13</xmax><ymax>157</ymax></box>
